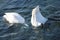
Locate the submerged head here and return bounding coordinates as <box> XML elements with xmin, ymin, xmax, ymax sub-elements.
<box><xmin>31</xmin><ymin>5</ymin><xmax>48</xmax><ymax>29</ymax></box>
<box><xmin>3</xmin><ymin>12</ymin><xmax>29</xmax><ymax>27</ymax></box>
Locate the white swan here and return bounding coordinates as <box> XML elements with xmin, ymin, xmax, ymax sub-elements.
<box><xmin>3</xmin><ymin>12</ymin><xmax>28</xmax><ymax>27</ymax></box>
<box><xmin>31</xmin><ymin>6</ymin><xmax>48</xmax><ymax>28</ymax></box>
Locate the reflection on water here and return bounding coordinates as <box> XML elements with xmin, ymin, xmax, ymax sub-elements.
<box><xmin>0</xmin><ymin>0</ymin><xmax>60</xmax><ymax>40</ymax></box>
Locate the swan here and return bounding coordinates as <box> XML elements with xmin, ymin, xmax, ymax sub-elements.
<box><xmin>31</xmin><ymin>6</ymin><xmax>48</xmax><ymax>28</ymax></box>
<box><xmin>3</xmin><ymin>12</ymin><xmax>28</xmax><ymax>27</ymax></box>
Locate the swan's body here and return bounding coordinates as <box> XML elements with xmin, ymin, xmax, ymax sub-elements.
<box><xmin>31</xmin><ymin>6</ymin><xmax>48</xmax><ymax>28</ymax></box>
<box><xmin>3</xmin><ymin>12</ymin><xmax>28</xmax><ymax>26</ymax></box>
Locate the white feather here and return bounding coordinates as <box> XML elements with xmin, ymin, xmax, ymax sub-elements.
<box><xmin>3</xmin><ymin>12</ymin><xmax>28</xmax><ymax>26</ymax></box>
<box><xmin>31</xmin><ymin>6</ymin><xmax>48</xmax><ymax>27</ymax></box>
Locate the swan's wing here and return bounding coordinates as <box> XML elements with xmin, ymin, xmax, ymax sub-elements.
<box><xmin>13</xmin><ymin>13</ymin><xmax>25</xmax><ymax>23</ymax></box>
<box><xmin>36</xmin><ymin>12</ymin><xmax>48</xmax><ymax>24</ymax></box>
<box><xmin>32</xmin><ymin>5</ymin><xmax>48</xmax><ymax>24</ymax></box>
<box><xmin>5</xmin><ymin>12</ymin><xmax>25</xmax><ymax>23</ymax></box>
<box><xmin>3</xmin><ymin>14</ymin><xmax>16</xmax><ymax>23</ymax></box>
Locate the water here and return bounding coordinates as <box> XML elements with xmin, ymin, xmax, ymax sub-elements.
<box><xmin>0</xmin><ymin>0</ymin><xmax>60</xmax><ymax>40</ymax></box>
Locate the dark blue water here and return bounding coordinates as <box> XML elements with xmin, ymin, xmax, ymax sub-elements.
<box><xmin>0</xmin><ymin>0</ymin><xmax>60</xmax><ymax>40</ymax></box>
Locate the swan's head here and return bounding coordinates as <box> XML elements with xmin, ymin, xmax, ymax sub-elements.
<box><xmin>32</xmin><ymin>6</ymin><xmax>40</xmax><ymax>15</ymax></box>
